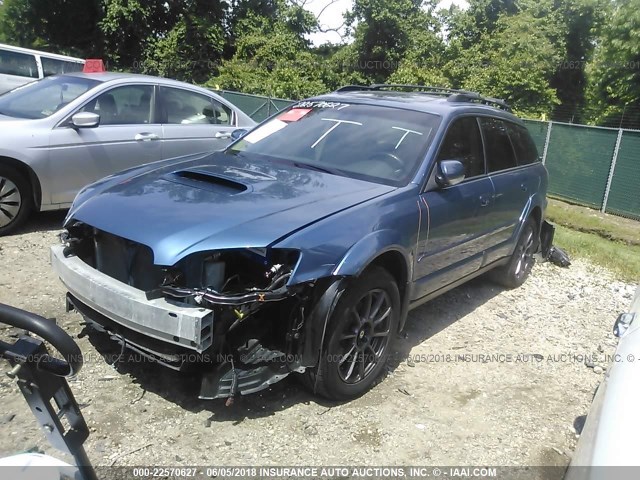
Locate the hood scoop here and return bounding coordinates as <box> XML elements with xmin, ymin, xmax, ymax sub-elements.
<box><xmin>167</xmin><ymin>169</ymin><xmax>248</xmax><ymax>194</ymax></box>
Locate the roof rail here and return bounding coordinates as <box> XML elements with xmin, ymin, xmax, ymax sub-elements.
<box><xmin>447</xmin><ymin>92</ymin><xmax>511</xmax><ymax>112</ymax></box>
<box><xmin>334</xmin><ymin>84</ymin><xmax>512</xmax><ymax>111</ymax></box>
<box><xmin>335</xmin><ymin>85</ymin><xmax>374</xmax><ymax>92</ymax></box>
<box><xmin>335</xmin><ymin>84</ymin><xmax>465</xmax><ymax>95</ymax></box>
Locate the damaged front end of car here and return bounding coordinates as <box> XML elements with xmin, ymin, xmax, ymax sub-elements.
<box><xmin>53</xmin><ymin>222</ymin><xmax>347</xmax><ymax>400</ymax></box>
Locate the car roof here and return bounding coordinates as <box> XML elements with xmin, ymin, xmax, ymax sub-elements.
<box><xmin>61</xmin><ymin>71</ymin><xmax>209</xmax><ymax>89</ymax></box>
<box><xmin>58</xmin><ymin>71</ymin><xmax>226</xmax><ymax>99</ymax></box>
<box><xmin>308</xmin><ymin>90</ymin><xmax>524</xmax><ymax>125</ymax></box>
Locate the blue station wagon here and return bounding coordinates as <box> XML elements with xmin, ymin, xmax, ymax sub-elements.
<box><xmin>51</xmin><ymin>85</ymin><xmax>551</xmax><ymax>401</ymax></box>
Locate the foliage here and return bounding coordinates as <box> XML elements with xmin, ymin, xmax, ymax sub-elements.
<box><xmin>344</xmin><ymin>0</ymin><xmax>444</xmax><ymax>83</ymax></box>
<box><xmin>0</xmin><ymin>0</ymin><xmax>103</xmax><ymax>56</ymax></box>
<box><xmin>143</xmin><ymin>1</ymin><xmax>226</xmax><ymax>83</ymax></box>
<box><xmin>208</xmin><ymin>4</ymin><xmax>328</xmax><ymax>99</ymax></box>
<box><xmin>0</xmin><ymin>0</ymin><xmax>636</xmax><ymax>123</ymax></box>
<box><xmin>446</xmin><ymin>9</ymin><xmax>562</xmax><ymax>116</ymax></box>
<box><xmin>587</xmin><ymin>0</ymin><xmax>640</xmax><ymax>128</ymax></box>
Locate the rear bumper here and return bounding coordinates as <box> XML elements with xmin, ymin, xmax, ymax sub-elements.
<box><xmin>50</xmin><ymin>244</ymin><xmax>214</xmax><ymax>353</ymax></box>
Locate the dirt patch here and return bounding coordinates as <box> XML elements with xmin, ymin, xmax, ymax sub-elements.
<box><xmin>0</xmin><ymin>212</ymin><xmax>635</xmax><ymax>473</ymax></box>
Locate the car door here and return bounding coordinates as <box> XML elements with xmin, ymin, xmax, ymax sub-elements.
<box><xmin>413</xmin><ymin>116</ymin><xmax>496</xmax><ymax>299</ymax></box>
<box><xmin>48</xmin><ymin>83</ymin><xmax>163</xmax><ymax>205</ymax></box>
<box><xmin>159</xmin><ymin>86</ymin><xmax>236</xmax><ymax>160</ymax></box>
<box><xmin>479</xmin><ymin>117</ymin><xmax>534</xmax><ymax>257</ymax></box>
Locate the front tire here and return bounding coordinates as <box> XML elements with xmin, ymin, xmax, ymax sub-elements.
<box><xmin>0</xmin><ymin>165</ymin><xmax>33</xmax><ymax>236</ymax></box>
<box><xmin>303</xmin><ymin>266</ymin><xmax>400</xmax><ymax>400</ymax></box>
<box><xmin>492</xmin><ymin>217</ymin><xmax>538</xmax><ymax>289</ymax></box>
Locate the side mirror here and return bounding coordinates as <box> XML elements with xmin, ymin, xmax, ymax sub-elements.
<box><xmin>435</xmin><ymin>159</ymin><xmax>465</xmax><ymax>187</ymax></box>
<box><xmin>71</xmin><ymin>112</ymin><xmax>100</xmax><ymax>128</ymax></box>
<box><xmin>613</xmin><ymin>312</ymin><xmax>636</xmax><ymax>338</ymax></box>
<box><xmin>231</xmin><ymin>128</ymin><xmax>248</xmax><ymax>140</ymax></box>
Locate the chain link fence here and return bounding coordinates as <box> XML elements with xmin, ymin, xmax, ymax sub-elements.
<box><xmin>217</xmin><ymin>91</ymin><xmax>640</xmax><ymax>221</ymax></box>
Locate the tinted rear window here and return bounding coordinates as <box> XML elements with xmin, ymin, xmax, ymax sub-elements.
<box><xmin>506</xmin><ymin>123</ymin><xmax>539</xmax><ymax>165</ymax></box>
<box><xmin>480</xmin><ymin>117</ymin><xmax>518</xmax><ymax>172</ymax></box>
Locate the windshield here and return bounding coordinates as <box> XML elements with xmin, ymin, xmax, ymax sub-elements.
<box><xmin>227</xmin><ymin>101</ymin><xmax>440</xmax><ymax>186</ymax></box>
<box><xmin>0</xmin><ymin>75</ymin><xmax>100</xmax><ymax>119</ymax></box>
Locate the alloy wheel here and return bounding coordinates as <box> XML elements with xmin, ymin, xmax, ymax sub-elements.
<box><xmin>336</xmin><ymin>288</ymin><xmax>392</xmax><ymax>384</ymax></box>
<box><xmin>0</xmin><ymin>176</ymin><xmax>21</xmax><ymax>228</ymax></box>
<box><xmin>514</xmin><ymin>226</ymin><xmax>535</xmax><ymax>279</ymax></box>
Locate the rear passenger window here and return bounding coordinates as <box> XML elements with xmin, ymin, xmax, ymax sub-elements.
<box><xmin>480</xmin><ymin>117</ymin><xmax>517</xmax><ymax>172</ymax></box>
<box><xmin>436</xmin><ymin>116</ymin><xmax>485</xmax><ymax>178</ymax></box>
<box><xmin>0</xmin><ymin>50</ymin><xmax>38</xmax><ymax>78</ymax></box>
<box><xmin>160</xmin><ymin>87</ymin><xmax>232</xmax><ymax>125</ymax></box>
<box><xmin>506</xmin><ymin>123</ymin><xmax>539</xmax><ymax>165</ymax></box>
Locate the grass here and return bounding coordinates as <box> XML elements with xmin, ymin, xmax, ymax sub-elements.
<box><xmin>548</xmin><ymin>199</ymin><xmax>640</xmax><ymax>283</ymax></box>
<box><xmin>547</xmin><ymin>198</ymin><xmax>640</xmax><ymax>246</ymax></box>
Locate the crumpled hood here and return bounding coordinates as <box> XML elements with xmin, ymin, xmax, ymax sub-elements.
<box><xmin>68</xmin><ymin>151</ymin><xmax>396</xmax><ymax>265</ymax></box>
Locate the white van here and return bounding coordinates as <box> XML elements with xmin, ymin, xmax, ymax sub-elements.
<box><xmin>0</xmin><ymin>43</ymin><xmax>85</xmax><ymax>95</ymax></box>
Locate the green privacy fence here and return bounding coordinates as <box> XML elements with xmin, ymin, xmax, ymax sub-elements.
<box><xmin>525</xmin><ymin>119</ymin><xmax>640</xmax><ymax>220</ymax></box>
<box><xmin>212</xmin><ymin>89</ymin><xmax>294</xmax><ymax>122</ymax></box>
<box><xmin>219</xmin><ymin>91</ymin><xmax>640</xmax><ymax>220</ymax></box>
<box><xmin>606</xmin><ymin>130</ymin><xmax>640</xmax><ymax>219</ymax></box>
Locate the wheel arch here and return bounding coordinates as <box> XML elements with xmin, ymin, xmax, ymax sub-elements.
<box><xmin>0</xmin><ymin>156</ymin><xmax>42</xmax><ymax>210</ymax></box>
<box><xmin>332</xmin><ymin>231</ymin><xmax>413</xmax><ymax>332</ymax></box>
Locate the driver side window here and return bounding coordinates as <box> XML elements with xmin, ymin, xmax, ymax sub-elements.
<box><xmin>437</xmin><ymin>117</ymin><xmax>485</xmax><ymax>179</ymax></box>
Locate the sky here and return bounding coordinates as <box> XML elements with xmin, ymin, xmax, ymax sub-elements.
<box><xmin>306</xmin><ymin>0</ymin><xmax>470</xmax><ymax>45</ymax></box>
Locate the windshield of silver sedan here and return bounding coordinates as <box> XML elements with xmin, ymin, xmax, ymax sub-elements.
<box><xmin>0</xmin><ymin>75</ymin><xmax>100</xmax><ymax>119</ymax></box>
<box><xmin>227</xmin><ymin>102</ymin><xmax>440</xmax><ymax>186</ymax></box>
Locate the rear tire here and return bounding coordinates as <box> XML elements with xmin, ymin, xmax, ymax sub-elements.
<box><xmin>302</xmin><ymin>266</ymin><xmax>400</xmax><ymax>400</ymax></box>
<box><xmin>0</xmin><ymin>165</ymin><xmax>33</xmax><ymax>236</ymax></box>
<box><xmin>491</xmin><ymin>217</ymin><xmax>538</xmax><ymax>289</ymax></box>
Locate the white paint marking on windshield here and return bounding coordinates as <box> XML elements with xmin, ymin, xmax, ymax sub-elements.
<box><xmin>311</xmin><ymin>118</ymin><xmax>363</xmax><ymax>149</ymax></box>
<box><xmin>392</xmin><ymin>126</ymin><xmax>423</xmax><ymax>150</ymax></box>
<box><xmin>243</xmin><ymin>119</ymin><xmax>288</xmax><ymax>144</ymax></box>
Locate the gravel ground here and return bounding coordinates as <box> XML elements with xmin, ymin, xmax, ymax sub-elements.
<box><xmin>0</xmin><ymin>212</ymin><xmax>636</xmax><ymax>475</ymax></box>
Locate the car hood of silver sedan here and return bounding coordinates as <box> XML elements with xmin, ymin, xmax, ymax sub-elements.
<box><xmin>67</xmin><ymin>151</ymin><xmax>396</xmax><ymax>266</ymax></box>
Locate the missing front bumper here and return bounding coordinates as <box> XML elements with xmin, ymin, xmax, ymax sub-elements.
<box><xmin>50</xmin><ymin>244</ymin><xmax>214</xmax><ymax>352</ymax></box>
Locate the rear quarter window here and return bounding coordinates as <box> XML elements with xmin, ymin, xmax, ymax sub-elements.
<box><xmin>506</xmin><ymin>123</ymin><xmax>540</xmax><ymax>166</ymax></box>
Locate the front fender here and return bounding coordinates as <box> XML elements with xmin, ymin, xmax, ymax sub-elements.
<box><xmin>332</xmin><ymin>229</ymin><xmax>413</xmax><ymax>279</ymax></box>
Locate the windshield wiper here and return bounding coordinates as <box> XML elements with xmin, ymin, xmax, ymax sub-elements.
<box><xmin>293</xmin><ymin>161</ymin><xmax>342</xmax><ymax>176</ymax></box>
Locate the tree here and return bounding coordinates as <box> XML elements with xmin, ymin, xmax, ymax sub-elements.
<box><xmin>344</xmin><ymin>0</ymin><xmax>444</xmax><ymax>83</ymax></box>
<box><xmin>209</xmin><ymin>4</ymin><xmax>327</xmax><ymax>98</ymax></box>
<box><xmin>142</xmin><ymin>0</ymin><xmax>226</xmax><ymax>83</ymax></box>
<box><xmin>0</xmin><ymin>0</ymin><xmax>103</xmax><ymax>56</ymax></box>
<box><xmin>100</xmin><ymin>0</ymin><xmax>181</xmax><ymax>71</ymax></box>
<box><xmin>446</xmin><ymin>10</ymin><xmax>562</xmax><ymax>116</ymax></box>
<box><xmin>587</xmin><ymin>0</ymin><xmax>640</xmax><ymax>128</ymax></box>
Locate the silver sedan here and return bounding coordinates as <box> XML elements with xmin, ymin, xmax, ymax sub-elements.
<box><xmin>0</xmin><ymin>72</ymin><xmax>255</xmax><ymax>234</ymax></box>
<box><xmin>566</xmin><ymin>285</ymin><xmax>640</xmax><ymax>476</ymax></box>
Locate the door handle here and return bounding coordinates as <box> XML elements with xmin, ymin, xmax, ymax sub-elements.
<box><xmin>520</xmin><ymin>183</ymin><xmax>528</xmax><ymax>192</ymax></box>
<box><xmin>214</xmin><ymin>131</ymin><xmax>232</xmax><ymax>139</ymax></box>
<box><xmin>135</xmin><ymin>133</ymin><xmax>159</xmax><ymax>142</ymax></box>
<box><xmin>479</xmin><ymin>195</ymin><xmax>491</xmax><ymax>207</ymax></box>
